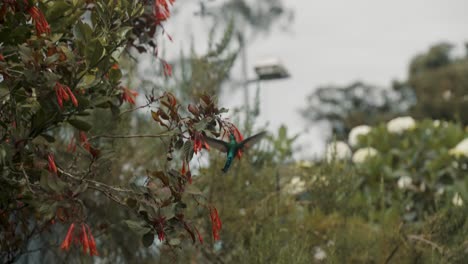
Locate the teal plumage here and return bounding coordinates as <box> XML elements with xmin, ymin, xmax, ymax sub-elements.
<box><xmin>206</xmin><ymin>132</ymin><xmax>266</xmax><ymax>173</ymax></box>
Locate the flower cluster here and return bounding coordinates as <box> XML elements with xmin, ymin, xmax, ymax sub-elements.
<box><xmin>1</xmin><ymin>1</ymin><xmax>50</xmax><ymax>36</ymax></box>
<box><xmin>27</xmin><ymin>6</ymin><xmax>50</xmax><ymax>36</ymax></box>
<box><xmin>121</xmin><ymin>87</ymin><xmax>138</xmax><ymax>105</ymax></box>
<box><xmin>192</xmin><ymin>132</ymin><xmax>210</xmax><ymax>154</ymax></box>
<box><xmin>352</xmin><ymin>147</ymin><xmax>378</xmax><ymax>164</ymax></box>
<box><xmin>449</xmin><ymin>138</ymin><xmax>468</xmax><ymax>158</ymax></box>
<box><xmin>348</xmin><ymin>125</ymin><xmax>371</xmax><ymax>147</ymax></box>
<box><xmin>209</xmin><ymin>207</ymin><xmax>222</xmax><ymax>241</ymax></box>
<box><xmin>325</xmin><ymin>141</ymin><xmax>351</xmax><ymax>162</ymax></box>
<box><xmin>397</xmin><ymin>176</ymin><xmax>413</xmax><ymax>190</ymax></box>
<box><xmin>386</xmin><ymin>116</ymin><xmax>416</xmax><ymax>134</ymax></box>
<box><xmin>55</xmin><ymin>82</ymin><xmax>78</xmax><ymax>109</ymax></box>
<box><xmin>153</xmin><ymin>0</ymin><xmax>175</xmax><ymax>23</ymax></box>
<box><xmin>60</xmin><ymin>223</ymin><xmax>98</xmax><ymax>256</ymax></box>
<box><xmin>283</xmin><ymin>176</ymin><xmax>306</xmax><ymax>195</ymax></box>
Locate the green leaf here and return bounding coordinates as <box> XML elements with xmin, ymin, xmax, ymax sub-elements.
<box><xmin>182</xmin><ymin>141</ymin><xmax>194</xmax><ymax>161</ymax></box>
<box><xmin>47</xmin><ymin>1</ymin><xmax>71</xmax><ymax>21</ymax></box>
<box><xmin>44</xmin><ymin>53</ymin><xmax>60</xmax><ymax>65</ymax></box>
<box><xmin>68</xmin><ymin>119</ymin><xmax>92</xmax><ymax>131</ymax></box>
<box><xmin>159</xmin><ymin>205</ymin><xmax>175</xmax><ymax>220</ymax></box>
<box><xmin>87</xmin><ymin>39</ymin><xmax>105</xmax><ymax>66</ymax></box>
<box><xmin>142</xmin><ymin>232</ymin><xmax>155</xmax><ymax>247</ymax></box>
<box><xmin>185</xmin><ymin>185</ymin><xmax>203</xmax><ymax>195</ymax></box>
<box><xmin>77</xmin><ymin>74</ymin><xmax>97</xmax><ymax>89</ymax></box>
<box><xmin>116</xmin><ymin>26</ymin><xmax>133</xmax><ymax>40</ymax></box>
<box><xmin>73</xmin><ymin>20</ymin><xmax>93</xmax><ymax>43</ymax></box>
<box><xmin>124</xmin><ymin>220</ymin><xmax>152</xmax><ymax>235</ymax></box>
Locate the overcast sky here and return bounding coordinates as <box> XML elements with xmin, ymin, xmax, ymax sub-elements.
<box><xmin>148</xmin><ymin>0</ymin><xmax>468</xmax><ymax>159</ymax></box>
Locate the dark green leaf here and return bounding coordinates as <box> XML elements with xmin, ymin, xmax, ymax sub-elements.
<box><xmin>142</xmin><ymin>232</ymin><xmax>154</xmax><ymax>247</ymax></box>
<box><xmin>68</xmin><ymin>119</ymin><xmax>92</xmax><ymax>131</ymax></box>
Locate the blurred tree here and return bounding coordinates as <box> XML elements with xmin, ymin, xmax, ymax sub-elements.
<box><xmin>407</xmin><ymin>43</ymin><xmax>468</xmax><ymax>123</ymax></box>
<box><xmin>301</xmin><ymin>42</ymin><xmax>468</xmax><ymax>139</ymax></box>
<box><xmin>300</xmin><ymin>81</ymin><xmax>413</xmax><ymax>139</ymax></box>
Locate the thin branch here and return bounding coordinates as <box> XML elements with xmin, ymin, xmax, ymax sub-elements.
<box><xmin>58</xmin><ymin>168</ymin><xmax>135</xmax><ymax>194</ymax></box>
<box><xmin>88</xmin><ymin>132</ymin><xmax>175</xmax><ymax>140</ymax></box>
<box><xmin>20</xmin><ymin>163</ymin><xmax>36</xmax><ymax>194</ymax></box>
<box><xmin>408</xmin><ymin>234</ymin><xmax>444</xmax><ymax>253</ymax></box>
<box><xmin>119</xmin><ymin>101</ymin><xmax>152</xmax><ymax>116</ymax></box>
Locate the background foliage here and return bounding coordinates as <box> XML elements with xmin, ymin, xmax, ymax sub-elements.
<box><xmin>1</xmin><ymin>0</ymin><xmax>467</xmax><ymax>263</ymax></box>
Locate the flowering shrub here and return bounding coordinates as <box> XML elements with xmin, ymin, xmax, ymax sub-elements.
<box><xmin>344</xmin><ymin>119</ymin><xmax>468</xmax><ymax>220</ymax></box>
<box><xmin>0</xmin><ymin>0</ymin><xmax>236</xmax><ymax>262</ymax></box>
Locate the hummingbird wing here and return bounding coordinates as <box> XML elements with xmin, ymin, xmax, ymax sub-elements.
<box><xmin>239</xmin><ymin>131</ymin><xmax>267</xmax><ymax>150</ymax></box>
<box><xmin>205</xmin><ymin>136</ymin><xmax>229</xmax><ymax>153</ymax></box>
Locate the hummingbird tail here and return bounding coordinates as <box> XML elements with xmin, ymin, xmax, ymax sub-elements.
<box><xmin>222</xmin><ymin>156</ymin><xmax>233</xmax><ymax>173</ymax></box>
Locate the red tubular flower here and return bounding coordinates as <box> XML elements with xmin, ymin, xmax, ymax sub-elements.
<box><xmin>48</xmin><ymin>153</ymin><xmax>57</xmax><ymax>174</ymax></box>
<box><xmin>55</xmin><ymin>86</ymin><xmax>63</xmax><ymax>108</ymax></box>
<box><xmin>154</xmin><ymin>0</ymin><xmax>175</xmax><ymax>22</ymax></box>
<box><xmin>209</xmin><ymin>207</ymin><xmax>222</xmax><ymax>241</ymax></box>
<box><xmin>60</xmin><ymin>223</ymin><xmax>75</xmax><ymax>251</ymax></box>
<box><xmin>0</xmin><ymin>54</ymin><xmax>4</xmax><ymax>61</ymax></box>
<box><xmin>27</xmin><ymin>6</ymin><xmax>50</xmax><ymax>36</ymax></box>
<box><xmin>153</xmin><ymin>216</ymin><xmax>166</xmax><ymax>242</ymax></box>
<box><xmin>121</xmin><ymin>87</ymin><xmax>138</xmax><ymax>105</ymax></box>
<box><xmin>66</xmin><ymin>87</ymin><xmax>78</xmax><ymax>107</ymax></box>
<box><xmin>81</xmin><ymin>224</ymin><xmax>89</xmax><ymax>254</ymax></box>
<box><xmin>86</xmin><ymin>225</ymin><xmax>99</xmax><ymax>256</ymax></box>
<box><xmin>162</xmin><ymin>60</ymin><xmax>172</xmax><ymax>77</ymax></box>
<box><xmin>192</xmin><ymin>132</ymin><xmax>209</xmax><ymax>154</ymax></box>
<box><xmin>55</xmin><ymin>82</ymin><xmax>78</xmax><ymax>109</ymax></box>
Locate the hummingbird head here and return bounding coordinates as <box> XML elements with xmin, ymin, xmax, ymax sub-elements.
<box><xmin>229</xmin><ymin>133</ymin><xmax>236</xmax><ymax>141</ymax></box>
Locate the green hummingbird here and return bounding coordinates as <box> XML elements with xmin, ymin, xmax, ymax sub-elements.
<box><xmin>205</xmin><ymin>131</ymin><xmax>266</xmax><ymax>173</ymax></box>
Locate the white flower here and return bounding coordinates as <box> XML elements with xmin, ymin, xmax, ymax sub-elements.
<box><xmin>352</xmin><ymin>147</ymin><xmax>378</xmax><ymax>164</ymax></box>
<box><xmin>297</xmin><ymin>160</ymin><xmax>313</xmax><ymax>169</ymax></box>
<box><xmin>433</xmin><ymin>120</ymin><xmax>441</xmax><ymax>127</ymax></box>
<box><xmin>325</xmin><ymin>141</ymin><xmax>351</xmax><ymax>162</ymax></box>
<box><xmin>397</xmin><ymin>176</ymin><xmax>412</xmax><ymax>189</ymax></box>
<box><xmin>313</xmin><ymin>246</ymin><xmax>327</xmax><ymax>261</ymax></box>
<box><xmin>284</xmin><ymin>176</ymin><xmax>306</xmax><ymax>195</ymax></box>
<box><xmin>239</xmin><ymin>208</ymin><xmax>246</xmax><ymax>216</ymax></box>
<box><xmin>348</xmin><ymin>125</ymin><xmax>372</xmax><ymax>147</ymax></box>
<box><xmin>452</xmin><ymin>192</ymin><xmax>463</xmax><ymax>206</ymax></box>
<box><xmin>449</xmin><ymin>138</ymin><xmax>468</xmax><ymax>158</ymax></box>
<box><xmin>386</xmin><ymin>116</ymin><xmax>416</xmax><ymax>134</ymax></box>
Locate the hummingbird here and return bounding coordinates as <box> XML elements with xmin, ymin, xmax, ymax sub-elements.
<box><xmin>205</xmin><ymin>131</ymin><xmax>266</xmax><ymax>173</ymax></box>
